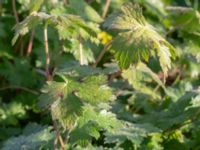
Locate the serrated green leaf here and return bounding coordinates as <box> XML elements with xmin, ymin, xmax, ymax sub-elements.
<box><xmin>51</xmin><ymin>95</ymin><xmax>83</xmax><ymax>128</ymax></box>
<box><xmin>38</xmin><ymin>72</ymin><xmax>114</xmax><ymax>128</ymax></box>
<box><xmin>38</xmin><ymin>80</ymin><xmax>68</xmax><ymax>109</ymax></box>
<box><xmin>68</xmin><ymin>0</ymin><xmax>103</xmax><ymax>23</ymax></box>
<box><xmin>167</xmin><ymin>6</ymin><xmax>200</xmax><ymax>34</ymax></box>
<box><xmin>137</xmin><ymin>91</ymin><xmax>200</xmax><ymax>130</ymax></box>
<box><xmin>28</xmin><ymin>0</ymin><xmax>44</xmax><ymax>13</ymax></box>
<box><xmin>0</xmin><ymin>102</ymin><xmax>26</xmax><ymax>126</ymax></box>
<box><xmin>122</xmin><ymin>62</ymin><xmax>166</xmax><ymax>99</ymax></box>
<box><xmin>73</xmin><ymin>75</ymin><xmax>114</xmax><ymax>104</ymax></box>
<box><xmin>2</xmin><ymin>124</ymin><xmax>55</xmax><ymax>150</ymax></box>
<box><xmin>12</xmin><ymin>12</ymin><xmax>97</xmax><ymax>45</ymax></box>
<box><xmin>104</xmin><ymin>3</ymin><xmax>175</xmax><ymax>75</ymax></box>
<box><xmin>70</xmin><ymin>105</ymin><xmax>122</xmax><ymax>145</ymax></box>
<box><xmin>104</xmin><ymin>122</ymin><xmax>160</xmax><ymax>147</ymax></box>
<box><xmin>0</xmin><ymin>59</ymin><xmax>39</xmax><ymax>87</ymax></box>
<box><xmin>167</xmin><ymin>6</ymin><xmax>200</xmax><ymax>44</ymax></box>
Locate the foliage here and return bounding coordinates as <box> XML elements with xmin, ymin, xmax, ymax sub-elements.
<box><xmin>1</xmin><ymin>0</ymin><xmax>200</xmax><ymax>149</ymax></box>
<box><xmin>2</xmin><ymin>123</ymin><xmax>55</xmax><ymax>150</ymax></box>
<box><xmin>104</xmin><ymin>3</ymin><xmax>175</xmax><ymax>75</ymax></box>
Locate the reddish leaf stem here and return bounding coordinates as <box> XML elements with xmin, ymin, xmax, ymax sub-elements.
<box><xmin>12</xmin><ymin>0</ymin><xmax>19</xmax><ymax>23</ymax></box>
<box><xmin>27</xmin><ymin>30</ymin><xmax>35</xmax><ymax>56</ymax></box>
<box><xmin>12</xmin><ymin>0</ymin><xmax>24</xmax><ymax>56</ymax></box>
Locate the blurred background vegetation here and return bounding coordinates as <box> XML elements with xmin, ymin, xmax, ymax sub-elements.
<box><xmin>1</xmin><ymin>0</ymin><xmax>200</xmax><ymax>149</ymax></box>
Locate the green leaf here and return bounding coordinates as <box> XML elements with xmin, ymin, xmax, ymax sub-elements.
<box><xmin>57</xmin><ymin>62</ymin><xmax>102</xmax><ymax>78</ymax></box>
<box><xmin>2</xmin><ymin>124</ymin><xmax>55</xmax><ymax>150</ymax></box>
<box><xmin>167</xmin><ymin>6</ymin><xmax>200</xmax><ymax>44</ymax></box>
<box><xmin>137</xmin><ymin>91</ymin><xmax>200</xmax><ymax>130</ymax></box>
<box><xmin>38</xmin><ymin>80</ymin><xmax>68</xmax><ymax>109</ymax></box>
<box><xmin>55</xmin><ymin>14</ymin><xmax>97</xmax><ymax>41</ymax></box>
<box><xmin>51</xmin><ymin>95</ymin><xmax>83</xmax><ymax>128</ymax></box>
<box><xmin>38</xmin><ymin>72</ymin><xmax>114</xmax><ymax>128</ymax></box>
<box><xmin>138</xmin><ymin>0</ymin><xmax>167</xmax><ymax>18</ymax></box>
<box><xmin>104</xmin><ymin>122</ymin><xmax>160</xmax><ymax>147</ymax></box>
<box><xmin>12</xmin><ymin>12</ymin><xmax>97</xmax><ymax>45</ymax></box>
<box><xmin>0</xmin><ymin>58</ymin><xmax>39</xmax><ymax>87</ymax></box>
<box><xmin>122</xmin><ymin>62</ymin><xmax>167</xmax><ymax>99</ymax></box>
<box><xmin>63</xmin><ymin>39</ymin><xmax>96</xmax><ymax>65</ymax></box>
<box><xmin>167</xmin><ymin>6</ymin><xmax>200</xmax><ymax>34</ymax></box>
<box><xmin>142</xmin><ymin>133</ymin><xmax>163</xmax><ymax>150</ymax></box>
<box><xmin>70</xmin><ymin>105</ymin><xmax>122</xmax><ymax>145</ymax></box>
<box><xmin>104</xmin><ymin>3</ymin><xmax>175</xmax><ymax>75</ymax></box>
<box><xmin>28</xmin><ymin>0</ymin><xmax>44</xmax><ymax>13</ymax></box>
<box><xmin>0</xmin><ymin>102</ymin><xmax>26</xmax><ymax>126</ymax></box>
<box><xmin>12</xmin><ymin>12</ymin><xmax>49</xmax><ymax>45</ymax></box>
<box><xmin>68</xmin><ymin>0</ymin><xmax>103</xmax><ymax>23</ymax></box>
<box><xmin>72</xmin><ymin>75</ymin><xmax>114</xmax><ymax>104</ymax></box>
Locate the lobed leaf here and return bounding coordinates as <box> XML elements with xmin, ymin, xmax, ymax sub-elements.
<box><xmin>104</xmin><ymin>3</ymin><xmax>176</xmax><ymax>76</ymax></box>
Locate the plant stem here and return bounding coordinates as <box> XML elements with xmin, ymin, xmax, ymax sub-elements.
<box><xmin>86</xmin><ymin>0</ymin><xmax>94</xmax><ymax>4</ymax></box>
<box><xmin>54</xmin><ymin>137</ymin><xmax>58</xmax><ymax>150</ymax></box>
<box><xmin>79</xmin><ymin>37</ymin><xmax>84</xmax><ymax>65</ymax></box>
<box><xmin>53</xmin><ymin>121</ymin><xmax>65</xmax><ymax>150</ymax></box>
<box><xmin>43</xmin><ymin>25</ymin><xmax>51</xmax><ymax>80</ymax></box>
<box><xmin>93</xmin><ymin>40</ymin><xmax>113</xmax><ymax>68</ymax></box>
<box><xmin>102</xmin><ymin>0</ymin><xmax>111</xmax><ymax>18</ymax></box>
<box><xmin>20</xmin><ymin>37</ymin><xmax>24</xmax><ymax>56</ymax></box>
<box><xmin>63</xmin><ymin>0</ymin><xmax>68</xmax><ymax>5</ymax></box>
<box><xmin>12</xmin><ymin>0</ymin><xmax>19</xmax><ymax>23</ymax></box>
<box><xmin>0</xmin><ymin>86</ymin><xmax>39</xmax><ymax>95</ymax></box>
<box><xmin>0</xmin><ymin>0</ymin><xmax>2</xmax><ymax>16</ymax></box>
<box><xmin>194</xmin><ymin>0</ymin><xmax>198</xmax><ymax>10</ymax></box>
<box><xmin>27</xmin><ymin>30</ymin><xmax>35</xmax><ymax>56</ymax></box>
<box><xmin>12</xmin><ymin>0</ymin><xmax>24</xmax><ymax>56</ymax></box>
<box><xmin>64</xmin><ymin>126</ymin><xmax>73</xmax><ymax>145</ymax></box>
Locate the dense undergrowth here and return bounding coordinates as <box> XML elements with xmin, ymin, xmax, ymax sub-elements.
<box><xmin>1</xmin><ymin>0</ymin><xmax>200</xmax><ymax>149</ymax></box>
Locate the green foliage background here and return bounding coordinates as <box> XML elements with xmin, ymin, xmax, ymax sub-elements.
<box><xmin>1</xmin><ymin>0</ymin><xmax>200</xmax><ymax>149</ymax></box>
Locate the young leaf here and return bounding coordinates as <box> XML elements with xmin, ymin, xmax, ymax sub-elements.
<box><xmin>104</xmin><ymin>3</ymin><xmax>176</xmax><ymax>75</ymax></box>
<box><xmin>12</xmin><ymin>12</ymin><xmax>97</xmax><ymax>45</ymax></box>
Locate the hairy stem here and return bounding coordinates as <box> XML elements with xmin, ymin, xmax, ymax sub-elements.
<box><xmin>102</xmin><ymin>0</ymin><xmax>111</xmax><ymax>18</ymax></box>
<box><xmin>27</xmin><ymin>30</ymin><xmax>35</xmax><ymax>56</ymax></box>
<box><xmin>43</xmin><ymin>25</ymin><xmax>51</xmax><ymax>80</ymax></box>
<box><xmin>79</xmin><ymin>37</ymin><xmax>84</xmax><ymax>65</ymax></box>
